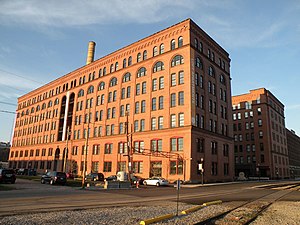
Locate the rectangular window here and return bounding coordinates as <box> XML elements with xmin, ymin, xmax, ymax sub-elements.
<box><xmin>152</xmin><ymin>78</ymin><xmax>157</xmax><ymax>91</ymax></box>
<box><xmin>135</xmin><ymin>102</ymin><xmax>140</xmax><ymax>114</ymax></box>
<box><xmin>178</xmin><ymin>91</ymin><xmax>184</xmax><ymax>105</ymax></box>
<box><xmin>133</xmin><ymin>161</ymin><xmax>143</xmax><ymax>174</ymax></box>
<box><xmin>121</xmin><ymin>88</ymin><xmax>125</xmax><ymax>99</ymax></box>
<box><xmin>151</xmin><ymin>117</ymin><xmax>156</xmax><ymax>130</ymax></box>
<box><xmin>159</xmin><ymin>77</ymin><xmax>164</xmax><ymax>89</ymax></box>
<box><xmin>159</xmin><ymin>96</ymin><xmax>164</xmax><ymax>109</ymax></box>
<box><xmin>117</xmin><ymin>162</ymin><xmax>126</xmax><ymax>172</ymax></box>
<box><xmin>171</xmin><ymin>93</ymin><xmax>176</xmax><ymax>107</ymax></box>
<box><xmin>93</xmin><ymin>144</ymin><xmax>100</xmax><ymax>155</ymax></box>
<box><xmin>170</xmin><ymin>161</ymin><xmax>183</xmax><ymax>175</ymax></box>
<box><xmin>178</xmin><ymin>113</ymin><xmax>184</xmax><ymax>126</ymax></box>
<box><xmin>92</xmin><ymin>161</ymin><xmax>99</xmax><ymax>172</ymax></box>
<box><xmin>126</xmin><ymin>86</ymin><xmax>131</xmax><ymax>98</ymax></box>
<box><xmin>178</xmin><ymin>71</ymin><xmax>184</xmax><ymax>84</ymax></box>
<box><xmin>142</xmin><ymin>82</ymin><xmax>147</xmax><ymax>94</ymax></box>
<box><xmin>136</xmin><ymin>83</ymin><xmax>140</xmax><ymax>95</ymax></box>
<box><xmin>197</xmin><ymin>138</ymin><xmax>204</xmax><ymax>153</ymax></box>
<box><xmin>170</xmin><ymin>114</ymin><xmax>176</xmax><ymax>128</ymax></box>
<box><xmin>158</xmin><ymin>116</ymin><xmax>164</xmax><ymax>129</ymax></box>
<box><xmin>105</xmin><ymin>143</ymin><xmax>113</xmax><ymax>154</ymax></box>
<box><xmin>141</xmin><ymin>100</ymin><xmax>146</xmax><ymax>113</ymax></box>
<box><xmin>103</xmin><ymin>162</ymin><xmax>112</xmax><ymax>172</ymax></box>
<box><xmin>171</xmin><ymin>73</ymin><xmax>176</xmax><ymax>86</ymax></box>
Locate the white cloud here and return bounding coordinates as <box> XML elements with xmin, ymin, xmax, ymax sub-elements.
<box><xmin>286</xmin><ymin>104</ymin><xmax>300</xmax><ymax>110</ymax></box>
<box><xmin>0</xmin><ymin>0</ymin><xmax>193</xmax><ymax>27</ymax></box>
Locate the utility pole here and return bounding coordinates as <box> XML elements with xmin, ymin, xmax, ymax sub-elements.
<box><xmin>82</xmin><ymin>112</ymin><xmax>90</xmax><ymax>189</ymax></box>
<box><xmin>63</xmin><ymin>126</ymin><xmax>70</xmax><ymax>173</ymax></box>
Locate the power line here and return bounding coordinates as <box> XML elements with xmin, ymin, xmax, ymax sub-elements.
<box><xmin>0</xmin><ymin>110</ymin><xmax>16</xmax><ymax>115</ymax></box>
<box><xmin>0</xmin><ymin>68</ymin><xmax>44</xmax><ymax>84</ymax></box>
<box><xmin>0</xmin><ymin>101</ymin><xmax>17</xmax><ymax>106</ymax></box>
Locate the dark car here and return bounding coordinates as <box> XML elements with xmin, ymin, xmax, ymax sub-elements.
<box><xmin>16</xmin><ymin>168</ymin><xmax>28</xmax><ymax>175</ymax></box>
<box><xmin>132</xmin><ymin>175</ymin><xmax>144</xmax><ymax>185</ymax></box>
<box><xmin>41</xmin><ymin>171</ymin><xmax>67</xmax><ymax>185</ymax></box>
<box><xmin>86</xmin><ymin>172</ymin><xmax>104</xmax><ymax>182</ymax></box>
<box><xmin>0</xmin><ymin>169</ymin><xmax>16</xmax><ymax>184</ymax></box>
<box><xmin>105</xmin><ymin>175</ymin><xmax>117</xmax><ymax>181</ymax></box>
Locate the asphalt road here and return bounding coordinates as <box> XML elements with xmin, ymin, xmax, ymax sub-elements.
<box><xmin>1</xmin><ymin>178</ymin><xmax>300</xmax><ymax>217</ymax></box>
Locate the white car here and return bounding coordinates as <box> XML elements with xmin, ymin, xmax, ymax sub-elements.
<box><xmin>143</xmin><ymin>177</ymin><xmax>169</xmax><ymax>186</ymax></box>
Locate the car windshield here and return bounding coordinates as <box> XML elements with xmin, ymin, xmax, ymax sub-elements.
<box><xmin>56</xmin><ymin>172</ymin><xmax>66</xmax><ymax>177</ymax></box>
<box><xmin>3</xmin><ymin>170</ymin><xmax>14</xmax><ymax>175</ymax></box>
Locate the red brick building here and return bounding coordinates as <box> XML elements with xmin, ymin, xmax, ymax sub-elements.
<box><xmin>286</xmin><ymin>129</ymin><xmax>300</xmax><ymax>178</ymax></box>
<box><xmin>9</xmin><ymin>19</ymin><xmax>234</xmax><ymax>183</ymax></box>
<box><xmin>232</xmin><ymin>88</ymin><xmax>289</xmax><ymax>179</ymax></box>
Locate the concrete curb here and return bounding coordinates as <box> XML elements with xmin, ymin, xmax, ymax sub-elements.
<box><xmin>202</xmin><ymin>200</ymin><xmax>222</xmax><ymax>206</ymax></box>
<box><xmin>181</xmin><ymin>200</ymin><xmax>222</xmax><ymax>215</ymax></box>
<box><xmin>140</xmin><ymin>213</ymin><xmax>175</xmax><ymax>225</ymax></box>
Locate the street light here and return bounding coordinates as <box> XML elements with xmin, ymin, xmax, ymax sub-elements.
<box><xmin>198</xmin><ymin>158</ymin><xmax>204</xmax><ymax>185</ymax></box>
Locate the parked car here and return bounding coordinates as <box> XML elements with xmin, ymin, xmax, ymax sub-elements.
<box><xmin>143</xmin><ymin>177</ymin><xmax>169</xmax><ymax>186</ymax></box>
<box><xmin>131</xmin><ymin>175</ymin><xmax>144</xmax><ymax>185</ymax></box>
<box><xmin>105</xmin><ymin>175</ymin><xmax>117</xmax><ymax>181</ymax></box>
<box><xmin>16</xmin><ymin>168</ymin><xmax>28</xmax><ymax>175</ymax></box>
<box><xmin>85</xmin><ymin>172</ymin><xmax>104</xmax><ymax>181</ymax></box>
<box><xmin>0</xmin><ymin>169</ymin><xmax>16</xmax><ymax>184</ymax></box>
<box><xmin>41</xmin><ymin>171</ymin><xmax>67</xmax><ymax>185</ymax></box>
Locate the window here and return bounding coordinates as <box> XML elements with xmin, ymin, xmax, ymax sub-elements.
<box><xmin>103</xmin><ymin>162</ymin><xmax>112</xmax><ymax>172</ymax></box>
<box><xmin>123</xmin><ymin>58</ymin><xmax>127</xmax><ymax>68</ymax></box>
<box><xmin>153</xmin><ymin>61</ymin><xmax>164</xmax><ymax>72</ymax></box>
<box><xmin>151</xmin><ymin>97</ymin><xmax>157</xmax><ymax>111</ymax></box>
<box><xmin>195</xmin><ymin>57</ymin><xmax>202</xmax><ymax>68</ymax></box>
<box><xmin>115</xmin><ymin>62</ymin><xmax>118</xmax><ymax>71</ymax></box>
<box><xmin>134</xmin><ymin>141</ymin><xmax>144</xmax><ymax>153</ymax></box>
<box><xmin>93</xmin><ymin>145</ymin><xmax>100</xmax><ymax>155</ymax></box>
<box><xmin>158</xmin><ymin>116</ymin><xmax>164</xmax><ymax>129</ymax></box>
<box><xmin>78</xmin><ymin>89</ymin><xmax>84</xmax><ymax>97</ymax></box>
<box><xmin>208</xmin><ymin>66</ymin><xmax>215</xmax><ymax>77</ymax></box>
<box><xmin>151</xmin><ymin>117</ymin><xmax>156</xmax><ymax>130</ymax></box>
<box><xmin>123</xmin><ymin>72</ymin><xmax>131</xmax><ymax>82</ymax></box>
<box><xmin>153</xmin><ymin>46</ymin><xmax>158</xmax><ymax>56</ymax></box>
<box><xmin>178</xmin><ymin>71</ymin><xmax>184</xmax><ymax>84</ymax></box>
<box><xmin>178</xmin><ymin>113</ymin><xmax>184</xmax><ymax>126</ymax></box>
<box><xmin>151</xmin><ymin>139</ymin><xmax>162</xmax><ymax>152</ymax></box>
<box><xmin>136</xmin><ymin>83</ymin><xmax>140</xmax><ymax>95</ymax></box>
<box><xmin>211</xmin><ymin>141</ymin><xmax>218</xmax><ymax>154</ymax></box>
<box><xmin>170</xmin><ymin>114</ymin><xmax>176</xmax><ymax>127</ymax></box>
<box><xmin>159</xmin><ymin>96</ymin><xmax>164</xmax><ymax>109</ymax></box>
<box><xmin>171</xmin><ymin>93</ymin><xmax>176</xmax><ymax>107</ymax></box>
<box><xmin>137</xmin><ymin>67</ymin><xmax>146</xmax><ymax>77</ymax></box>
<box><xmin>137</xmin><ymin>53</ymin><xmax>141</xmax><ymax>62</ymax></box>
<box><xmin>104</xmin><ymin>143</ymin><xmax>113</xmax><ymax>154</ymax></box>
<box><xmin>211</xmin><ymin>162</ymin><xmax>218</xmax><ymax>175</ymax></box>
<box><xmin>178</xmin><ymin>91</ymin><xmax>184</xmax><ymax>105</ymax></box>
<box><xmin>98</xmin><ymin>82</ymin><xmax>105</xmax><ymax>90</ymax></box>
<box><xmin>171</xmin><ymin>55</ymin><xmax>184</xmax><ymax>67</ymax></box>
<box><xmin>110</xmin><ymin>64</ymin><xmax>114</xmax><ymax>73</ymax></box>
<box><xmin>196</xmin><ymin>138</ymin><xmax>204</xmax><ymax>152</ymax></box>
<box><xmin>110</xmin><ymin>77</ymin><xmax>118</xmax><ymax>87</ymax></box>
<box><xmin>194</xmin><ymin>38</ymin><xmax>198</xmax><ymax>49</ymax></box>
<box><xmin>143</xmin><ymin>50</ymin><xmax>147</xmax><ymax>60</ymax></box>
<box><xmin>170</xmin><ymin>39</ymin><xmax>175</xmax><ymax>50</ymax></box>
<box><xmin>159</xmin><ymin>44</ymin><xmax>164</xmax><ymax>54</ymax></box>
<box><xmin>141</xmin><ymin>100</ymin><xmax>146</xmax><ymax>113</ymax></box>
<box><xmin>170</xmin><ymin>161</ymin><xmax>183</xmax><ymax>175</ymax></box>
<box><xmin>159</xmin><ymin>77</ymin><xmax>164</xmax><ymax>89</ymax></box>
<box><xmin>171</xmin><ymin>137</ymin><xmax>183</xmax><ymax>151</ymax></box>
<box><xmin>178</xmin><ymin>36</ymin><xmax>183</xmax><ymax>47</ymax></box>
<box><xmin>140</xmin><ymin>119</ymin><xmax>145</xmax><ymax>131</ymax></box>
<box><xmin>135</xmin><ymin>102</ymin><xmax>140</xmax><ymax>114</ymax></box>
<box><xmin>152</xmin><ymin>78</ymin><xmax>157</xmax><ymax>91</ymax></box>
<box><xmin>126</xmin><ymin>86</ymin><xmax>131</xmax><ymax>98</ymax></box>
<box><xmin>118</xmin><ymin>142</ymin><xmax>127</xmax><ymax>154</ymax></box>
<box><xmin>142</xmin><ymin>82</ymin><xmax>147</xmax><ymax>94</ymax></box>
<box><xmin>171</xmin><ymin>73</ymin><xmax>176</xmax><ymax>86</ymax></box>
<box><xmin>128</xmin><ymin>56</ymin><xmax>132</xmax><ymax>66</ymax></box>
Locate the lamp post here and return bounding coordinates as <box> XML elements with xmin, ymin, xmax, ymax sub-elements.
<box><xmin>63</xmin><ymin>126</ymin><xmax>70</xmax><ymax>173</ymax></box>
<box><xmin>199</xmin><ymin>158</ymin><xmax>204</xmax><ymax>185</ymax></box>
<box><xmin>82</xmin><ymin>112</ymin><xmax>90</xmax><ymax>189</ymax></box>
<box><xmin>256</xmin><ymin>163</ymin><xmax>260</xmax><ymax>181</ymax></box>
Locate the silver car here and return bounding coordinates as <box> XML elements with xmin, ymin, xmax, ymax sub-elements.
<box><xmin>143</xmin><ymin>177</ymin><xmax>169</xmax><ymax>186</ymax></box>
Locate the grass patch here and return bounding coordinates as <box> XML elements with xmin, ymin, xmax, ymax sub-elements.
<box><xmin>17</xmin><ymin>175</ymin><xmax>41</xmax><ymax>181</ymax></box>
<box><xmin>0</xmin><ymin>184</ymin><xmax>16</xmax><ymax>191</ymax></box>
<box><xmin>66</xmin><ymin>179</ymin><xmax>82</xmax><ymax>187</ymax></box>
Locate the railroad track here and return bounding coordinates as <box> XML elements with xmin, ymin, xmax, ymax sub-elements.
<box><xmin>194</xmin><ymin>183</ymin><xmax>300</xmax><ymax>225</ymax></box>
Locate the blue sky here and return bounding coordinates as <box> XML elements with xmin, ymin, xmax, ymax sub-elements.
<box><xmin>0</xmin><ymin>0</ymin><xmax>300</xmax><ymax>142</ymax></box>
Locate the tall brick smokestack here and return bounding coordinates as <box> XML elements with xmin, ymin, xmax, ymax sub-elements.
<box><xmin>86</xmin><ymin>41</ymin><xmax>96</xmax><ymax>65</ymax></box>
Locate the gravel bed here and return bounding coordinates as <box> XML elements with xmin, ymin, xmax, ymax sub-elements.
<box><xmin>1</xmin><ymin>201</ymin><xmax>299</xmax><ymax>225</ymax></box>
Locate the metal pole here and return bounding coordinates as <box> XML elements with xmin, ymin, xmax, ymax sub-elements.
<box><xmin>126</xmin><ymin>111</ymin><xmax>131</xmax><ymax>182</ymax></box>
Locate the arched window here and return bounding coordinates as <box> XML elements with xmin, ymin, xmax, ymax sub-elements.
<box><xmin>171</xmin><ymin>39</ymin><xmax>176</xmax><ymax>50</ymax></box>
<box><xmin>137</xmin><ymin>53</ymin><xmax>141</xmax><ymax>62</ymax></box>
<box><xmin>208</xmin><ymin>66</ymin><xmax>215</xmax><ymax>77</ymax></box>
<box><xmin>153</xmin><ymin>46</ymin><xmax>158</xmax><ymax>57</ymax></box>
<box><xmin>98</xmin><ymin>82</ymin><xmax>105</xmax><ymax>90</ymax></box>
<box><xmin>195</xmin><ymin>57</ymin><xmax>203</xmax><ymax>69</ymax></box>
<box><xmin>220</xmin><ymin>74</ymin><xmax>226</xmax><ymax>85</ymax></box>
<box><xmin>115</xmin><ymin>62</ymin><xmax>119</xmax><ymax>71</ymax></box>
<box><xmin>48</xmin><ymin>101</ymin><xmax>52</xmax><ymax>108</ymax></box>
<box><xmin>103</xmin><ymin>67</ymin><xmax>106</xmax><ymax>76</ymax></box>
<box><xmin>54</xmin><ymin>98</ymin><xmax>59</xmax><ymax>105</ymax></box>
<box><xmin>123</xmin><ymin>58</ymin><xmax>127</xmax><ymax>68</ymax></box>
<box><xmin>78</xmin><ymin>89</ymin><xmax>84</xmax><ymax>97</ymax></box>
<box><xmin>199</xmin><ymin>42</ymin><xmax>203</xmax><ymax>52</ymax></box>
<box><xmin>31</xmin><ymin>107</ymin><xmax>35</xmax><ymax>113</ymax></box>
<box><xmin>123</xmin><ymin>72</ymin><xmax>131</xmax><ymax>83</ymax></box>
<box><xmin>88</xmin><ymin>85</ymin><xmax>94</xmax><ymax>94</ymax></box>
<box><xmin>88</xmin><ymin>73</ymin><xmax>92</xmax><ymax>81</ymax></box>
<box><xmin>42</xmin><ymin>103</ymin><xmax>46</xmax><ymax>110</ymax></box>
<box><xmin>128</xmin><ymin>56</ymin><xmax>132</xmax><ymax>66</ymax></box>
<box><xmin>143</xmin><ymin>50</ymin><xmax>147</xmax><ymax>60</ymax></box>
<box><xmin>171</xmin><ymin>55</ymin><xmax>184</xmax><ymax>67</ymax></box>
<box><xmin>82</xmin><ymin>76</ymin><xmax>86</xmax><ymax>84</ymax></box>
<box><xmin>36</xmin><ymin>105</ymin><xmax>40</xmax><ymax>112</ymax></box>
<box><xmin>153</xmin><ymin>61</ymin><xmax>164</xmax><ymax>73</ymax></box>
<box><xmin>194</xmin><ymin>38</ymin><xmax>198</xmax><ymax>49</ymax></box>
<box><xmin>26</xmin><ymin>109</ymin><xmax>29</xmax><ymax>115</ymax></box>
<box><xmin>21</xmin><ymin>111</ymin><xmax>24</xmax><ymax>116</ymax></box>
<box><xmin>110</xmin><ymin>64</ymin><xmax>114</xmax><ymax>73</ymax></box>
<box><xmin>110</xmin><ymin>77</ymin><xmax>118</xmax><ymax>87</ymax></box>
<box><xmin>137</xmin><ymin>67</ymin><xmax>147</xmax><ymax>78</ymax></box>
<box><xmin>178</xmin><ymin>36</ymin><xmax>183</xmax><ymax>47</ymax></box>
<box><xmin>159</xmin><ymin>44</ymin><xmax>164</xmax><ymax>54</ymax></box>
<box><xmin>99</xmin><ymin>68</ymin><xmax>102</xmax><ymax>77</ymax></box>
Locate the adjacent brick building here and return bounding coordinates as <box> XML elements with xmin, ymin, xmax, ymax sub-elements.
<box><xmin>9</xmin><ymin>19</ymin><xmax>234</xmax><ymax>183</ymax></box>
<box><xmin>286</xmin><ymin>129</ymin><xmax>300</xmax><ymax>178</ymax></box>
<box><xmin>232</xmin><ymin>88</ymin><xmax>289</xmax><ymax>179</ymax></box>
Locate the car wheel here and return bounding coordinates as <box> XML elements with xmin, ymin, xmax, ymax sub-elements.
<box><xmin>50</xmin><ymin>179</ymin><xmax>54</xmax><ymax>185</ymax></box>
<box><xmin>156</xmin><ymin>182</ymin><xmax>160</xmax><ymax>187</ymax></box>
<box><xmin>41</xmin><ymin>179</ymin><xmax>45</xmax><ymax>184</ymax></box>
<box><xmin>143</xmin><ymin>181</ymin><xmax>147</xmax><ymax>186</ymax></box>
